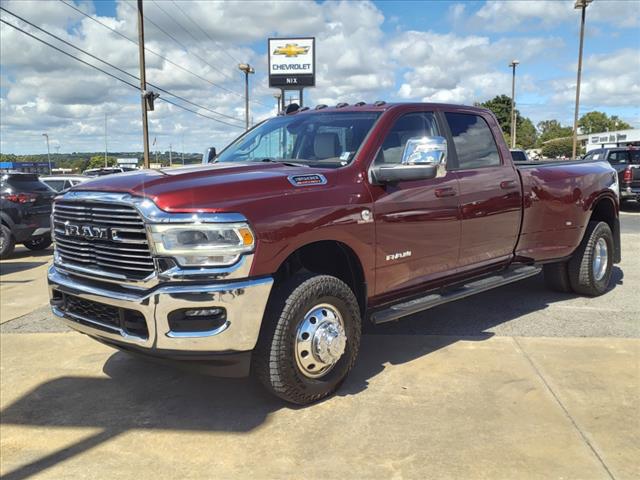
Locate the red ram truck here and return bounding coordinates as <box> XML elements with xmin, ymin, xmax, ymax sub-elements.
<box><xmin>48</xmin><ymin>102</ymin><xmax>621</xmax><ymax>404</ymax></box>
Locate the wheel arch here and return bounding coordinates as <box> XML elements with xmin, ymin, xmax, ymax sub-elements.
<box><xmin>588</xmin><ymin>193</ymin><xmax>620</xmax><ymax>263</ymax></box>
<box><xmin>272</xmin><ymin>240</ymin><xmax>367</xmax><ymax>316</ymax></box>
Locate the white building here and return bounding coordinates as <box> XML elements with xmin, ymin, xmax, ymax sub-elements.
<box><xmin>585</xmin><ymin>129</ymin><xmax>640</xmax><ymax>152</ymax></box>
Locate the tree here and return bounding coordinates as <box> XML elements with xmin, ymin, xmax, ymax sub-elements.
<box><xmin>86</xmin><ymin>155</ymin><xmax>116</xmax><ymax>170</ymax></box>
<box><xmin>476</xmin><ymin>95</ymin><xmax>513</xmax><ymax>135</ymax></box>
<box><xmin>536</xmin><ymin>120</ymin><xmax>573</xmax><ymax>147</ymax></box>
<box><xmin>541</xmin><ymin>138</ymin><xmax>574</xmax><ymax>158</ymax></box>
<box><xmin>517</xmin><ymin>117</ymin><xmax>537</xmax><ymax>149</ymax></box>
<box><xmin>578</xmin><ymin>111</ymin><xmax>632</xmax><ymax>134</ymax></box>
<box><xmin>477</xmin><ymin>95</ymin><xmax>537</xmax><ymax>149</ymax></box>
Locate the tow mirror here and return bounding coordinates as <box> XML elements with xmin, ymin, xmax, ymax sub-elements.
<box><xmin>202</xmin><ymin>147</ymin><xmax>216</xmax><ymax>164</ymax></box>
<box><xmin>372</xmin><ymin>136</ymin><xmax>446</xmax><ymax>184</ymax></box>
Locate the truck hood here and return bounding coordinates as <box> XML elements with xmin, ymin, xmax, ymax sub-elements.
<box><xmin>74</xmin><ymin>162</ymin><xmax>334</xmax><ymax>213</ymax></box>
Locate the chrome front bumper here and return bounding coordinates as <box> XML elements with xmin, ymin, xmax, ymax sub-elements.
<box><xmin>48</xmin><ymin>265</ymin><xmax>273</xmax><ymax>354</ymax></box>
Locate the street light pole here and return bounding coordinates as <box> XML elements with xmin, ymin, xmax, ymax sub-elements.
<box><xmin>509</xmin><ymin>60</ymin><xmax>519</xmax><ymax>149</ymax></box>
<box><xmin>104</xmin><ymin>112</ymin><xmax>108</xmax><ymax>168</ymax></box>
<box><xmin>238</xmin><ymin>63</ymin><xmax>255</xmax><ymax>130</ymax></box>
<box><xmin>42</xmin><ymin>133</ymin><xmax>51</xmax><ymax>174</ymax></box>
<box><xmin>572</xmin><ymin>0</ymin><xmax>591</xmax><ymax>159</ymax></box>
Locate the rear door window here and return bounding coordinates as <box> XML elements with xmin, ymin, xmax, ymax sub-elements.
<box><xmin>607</xmin><ymin>151</ymin><xmax>630</xmax><ymax>164</ymax></box>
<box><xmin>4</xmin><ymin>175</ymin><xmax>52</xmax><ymax>193</ymax></box>
<box><xmin>445</xmin><ymin>113</ymin><xmax>501</xmax><ymax>169</ymax></box>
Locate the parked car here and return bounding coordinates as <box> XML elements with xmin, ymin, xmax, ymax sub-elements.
<box><xmin>40</xmin><ymin>175</ymin><xmax>88</xmax><ymax>192</ymax></box>
<box><xmin>583</xmin><ymin>147</ymin><xmax>640</xmax><ymax>203</ymax></box>
<box><xmin>47</xmin><ymin>102</ymin><xmax>620</xmax><ymax>404</ymax></box>
<box><xmin>83</xmin><ymin>167</ymin><xmax>136</xmax><ymax>177</ymax></box>
<box><xmin>1</xmin><ymin>172</ymin><xmax>56</xmax><ymax>258</ymax></box>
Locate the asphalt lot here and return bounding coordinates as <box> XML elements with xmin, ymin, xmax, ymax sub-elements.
<box><xmin>1</xmin><ymin>204</ymin><xmax>638</xmax><ymax>479</ymax></box>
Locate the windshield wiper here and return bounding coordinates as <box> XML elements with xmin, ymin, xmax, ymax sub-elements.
<box><xmin>258</xmin><ymin>158</ymin><xmax>308</xmax><ymax>167</ymax></box>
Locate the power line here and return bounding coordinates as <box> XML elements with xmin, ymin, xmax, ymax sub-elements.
<box><xmin>0</xmin><ymin>18</ymin><xmax>244</xmax><ymax>129</ymax></box>
<box><xmin>148</xmin><ymin>0</ymin><xmax>236</xmax><ymax>83</ymax></box>
<box><xmin>56</xmin><ymin>0</ymin><xmax>268</xmax><ymax>108</ymax></box>
<box><xmin>0</xmin><ymin>7</ymin><xmax>244</xmax><ymax>125</ymax></box>
<box><xmin>170</xmin><ymin>0</ymin><xmax>242</xmax><ymax>66</ymax></box>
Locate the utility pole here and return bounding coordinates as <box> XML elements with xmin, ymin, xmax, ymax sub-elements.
<box><xmin>509</xmin><ymin>60</ymin><xmax>519</xmax><ymax>149</ymax></box>
<box><xmin>238</xmin><ymin>63</ymin><xmax>255</xmax><ymax>130</ymax></box>
<box><xmin>104</xmin><ymin>112</ymin><xmax>108</xmax><ymax>167</ymax></box>
<box><xmin>169</xmin><ymin>143</ymin><xmax>172</xmax><ymax>167</ymax></box>
<box><xmin>42</xmin><ymin>133</ymin><xmax>51</xmax><ymax>174</ymax></box>
<box><xmin>137</xmin><ymin>0</ymin><xmax>150</xmax><ymax>168</ymax></box>
<box><xmin>572</xmin><ymin>0</ymin><xmax>591</xmax><ymax>159</ymax></box>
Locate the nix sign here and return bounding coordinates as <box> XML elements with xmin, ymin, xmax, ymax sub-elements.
<box><xmin>268</xmin><ymin>37</ymin><xmax>315</xmax><ymax>89</ymax></box>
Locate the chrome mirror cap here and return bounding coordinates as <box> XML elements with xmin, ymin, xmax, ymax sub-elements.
<box><xmin>401</xmin><ymin>136</ymin><xmax>447</xmax><ymax>166</ymax></box>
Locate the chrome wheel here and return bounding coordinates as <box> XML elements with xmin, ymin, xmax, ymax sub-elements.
<box><xmin>294</xmin><ymin>303</ymin><xmax>347</xmax><ymax>379</ymax></box>
<box><xmin>592</xmin><ymin>237</ymin><xmax>608</xmax><ymax>281</ymax></box>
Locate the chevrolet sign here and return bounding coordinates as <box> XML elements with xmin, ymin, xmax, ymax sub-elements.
<box><xmin>268</xmin><ymin>37</ymin><xmax>315</xmax><ymax>88</ymax></box>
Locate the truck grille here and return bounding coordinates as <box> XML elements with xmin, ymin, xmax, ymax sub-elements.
<box><xmin>53</xmin><ymin>200</ymin><xmax>155</xmax><ymax>281</ymax></box>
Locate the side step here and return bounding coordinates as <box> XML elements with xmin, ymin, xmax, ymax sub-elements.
<box><xmin>370</xmin><ymin>265</ymin><xmax>541</xmax><ymax>324</ymax></box>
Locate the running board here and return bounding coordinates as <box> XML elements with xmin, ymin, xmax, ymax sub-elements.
<box><xmin>370</xmin><ymin>265</ymin><xmax>541</xmax><ymax>324</ymax></box>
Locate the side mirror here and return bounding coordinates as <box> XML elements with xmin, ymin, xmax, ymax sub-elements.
<box><xmin>202</xmin><ymin>147</ymin><xmax>216</xmax><ymax>164</ymax></box>
<box><xmin>401</xmin><ymin>136</ymin><xmax>447</xmax><ymax>166</ymax></box>
<box><xmin>372</xmin><ymin>135</ymin><xmax>447</xmax><ymax>184</ymax></box>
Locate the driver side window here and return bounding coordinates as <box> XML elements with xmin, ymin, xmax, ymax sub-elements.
<box><xmin>375</xmin><ymin>112</ymin><xmax>439</xmax><ymax>165</ymax></box>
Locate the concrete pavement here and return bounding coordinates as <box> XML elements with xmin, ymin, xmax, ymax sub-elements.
<box><xmin>1</xmin><ymin>333</ymin><xmax>638</xmax><ymax>479</ymax></box>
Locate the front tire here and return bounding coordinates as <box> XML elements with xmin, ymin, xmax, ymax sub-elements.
<box><xmin>568</xmin><ymin>221</ymin><xmax>614</xmax><ymax>296</ymax></box>
<box><xmin>253</xmin><ymin>273</ymin><xmax>361</xmax><ymax>405</ymax></box>
<box><xmin>23</xmin><ymin>235</ymin><xmax>52</xmax><ymax>251</ymax></box>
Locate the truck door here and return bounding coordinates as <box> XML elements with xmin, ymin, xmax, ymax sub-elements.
<box><xmin>444</xmin><ymin>111</ymin><xmax>522</xmax><ymax>269</ymax></box>
<box><xmin>371</xmin><ymin>111</ymin><xmax>461</xmax><ymax>295</ymax></box>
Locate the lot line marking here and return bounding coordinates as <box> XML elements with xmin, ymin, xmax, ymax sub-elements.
<box><xmin>511</xmin><ymin>337</ymin><xmax>616</xmax><ymax>480</ymax></box>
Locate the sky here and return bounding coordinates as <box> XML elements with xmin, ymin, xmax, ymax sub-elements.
<box><xmin>1</xmin><ymin>0</ymin><xmax>639</xmax><ymax>155</ymax></box>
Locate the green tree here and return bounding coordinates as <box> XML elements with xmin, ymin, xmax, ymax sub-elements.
<box><xmin>578</xmin><ymin>111</ymin><xmax>633</xmax><ymax>134</ymax></box>
<box><xmin>537</xmin><ymin>120</ymin><xmax>573</xmax><ymax>145</ymax></box>
<box><xmin>541</xmin><ymin>138</ymin><xmax>574</xmax><ymax>158</ymax></box>
<box><xmin>517</xmin><ymin>117</ymin><xmax>537</xmax><ymax>149</ymax></box>
<box><xmin>477</xmin><ymin>95</ymin><xmax>537</xmax><ymax>148</ymax></box>
<box><xmin>86</xmin><ymin>155</ymin><xmax>116</xmax><ymax>170</ymax></box>
<box><xmin>476</xmin><ymin>95</ymin><xmax>513</xmax><ymax>135</ymax></box>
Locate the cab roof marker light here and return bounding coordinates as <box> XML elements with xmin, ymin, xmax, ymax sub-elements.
<box><xmin>336</xmin><ymin>102</ymin><xmax>349</xmax><ymax>108</ymax></box>
<box><xmin>354</xmin><ymin>101</ymin><xmax>366</xmax><ymax>106</ymax></box>
<box><xmin>374</xmin><ymin>100</ymin><xmax>386</xmax><ymax>106</ymax></box>
<box><xmin>315</xmin><ymin>104</ymin><xmax>328</xmax><ymax>110</ymax></box>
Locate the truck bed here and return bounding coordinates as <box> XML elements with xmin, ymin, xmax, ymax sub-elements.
<box><xmin>514</xmin><ymin>159</ymin><xmax>617</xmax><ymax>262</ymax></box>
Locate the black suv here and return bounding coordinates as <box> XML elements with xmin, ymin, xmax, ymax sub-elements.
<box><xmin>583</xmin><ymin>147</ymin><xmax>640</xmax><ymax>203</ymax></box>
<box><xmin>1</xmin><ymin>172</ymin><xmax>56</xmax><ymax>258</ymax></box>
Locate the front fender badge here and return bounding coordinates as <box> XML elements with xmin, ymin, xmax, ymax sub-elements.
<box><xmin>288</xmin><ymin>174</ymin><xmax>328</xmax><ymax>187</ymax></box>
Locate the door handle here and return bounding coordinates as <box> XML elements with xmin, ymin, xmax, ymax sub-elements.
<box><xmin>435</xmin><ymin>187</ymin><xmax>457</xmax><ymax>198</ymax></box>
<box><xmin>500</xmin><ymin>180</ymin><xmax>517</xmax><ymax>190</ymax></box>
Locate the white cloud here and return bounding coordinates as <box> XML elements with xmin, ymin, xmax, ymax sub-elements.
<box><xmin>472</xmin><ymin>0</ymin><xmax>640</xmax><ymax>32</ymax></box>
<box><xmin>0</xmin><ymin>0</ymin><xmax>637</xmax><ymax>154</ymax></box>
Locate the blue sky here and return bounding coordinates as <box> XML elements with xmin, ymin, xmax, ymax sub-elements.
<box><xmin>1</xmin><ymin>0</ymin><xmax>638</xmax><ymax>154</ymax></box>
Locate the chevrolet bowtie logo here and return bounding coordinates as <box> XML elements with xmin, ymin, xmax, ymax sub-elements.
<box><xmin>273</xmin><ymin>43</ymin><xmax>310</xmax><ymax>57</ymax></box>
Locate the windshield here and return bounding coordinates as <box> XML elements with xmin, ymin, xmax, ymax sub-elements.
<box><xmin>215</xmin><ymin>112</ymin><xmax>381</xmax><ymax>167</ymax></box>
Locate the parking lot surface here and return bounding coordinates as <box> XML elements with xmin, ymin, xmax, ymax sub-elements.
<box><xmin>1</xmin><ymin>206</ymin><xmax>639</xmax><ymax>479</ymax></box>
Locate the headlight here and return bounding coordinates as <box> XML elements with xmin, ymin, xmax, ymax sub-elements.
<box><xmin>149</xmin><ymin>223</ymin><xmax>255</xmax><ymax>267</ymax></box>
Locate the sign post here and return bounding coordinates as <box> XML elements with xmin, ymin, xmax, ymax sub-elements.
<box><xmin>268</xmin><ymin>37</ymin><xmax>315</xmax><ymax>109</ymax></box>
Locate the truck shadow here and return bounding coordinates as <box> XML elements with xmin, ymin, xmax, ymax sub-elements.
<box><xmin>0</xmin><ymin>269</ymin><xmax>624</xmax><ymax>479</ymax></box>
<box><xmin>0</xmin><ymin>261</ymin><xmax>48</xmax><ymax>276</ymax></box>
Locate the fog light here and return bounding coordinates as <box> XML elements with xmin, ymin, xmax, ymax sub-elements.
<box><xmin>185</xmin><ymin>308</ymin><xmax>224</xmax><ymax>317</ymax></box>
<box><xmin>168</xmin><ymin>307</ymin><xmax>227</xmax><ymax>333</ymax></box>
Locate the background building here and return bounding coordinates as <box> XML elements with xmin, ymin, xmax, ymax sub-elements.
<box><xmin>585</xmin><ymin>129</ymin><xmax>640</xmax><ymax>152</ymax></box>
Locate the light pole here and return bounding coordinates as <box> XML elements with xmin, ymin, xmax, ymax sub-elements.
<box><xmin>42</xmin><ymin>133</ymin><xmax>51</xmax><ymax>174</ymax></box>
<box><xmin>273</xmin><ymin>92</ymin><xmax>282</xmax><ymax>112</ymax></box>
<box><xmin>509</xmin><ymin>60</ymin><xmax>519</xmax><ymax>149</ymax></box>
<box><xmin>238</xmin><ymin>63</ymin><xmax>255</xmax><ymax>130</ymax></box>
<box><xmin>572</xmin><ymin>0</ymin><xmax>592</xmax><ymax>159</ymax></box>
